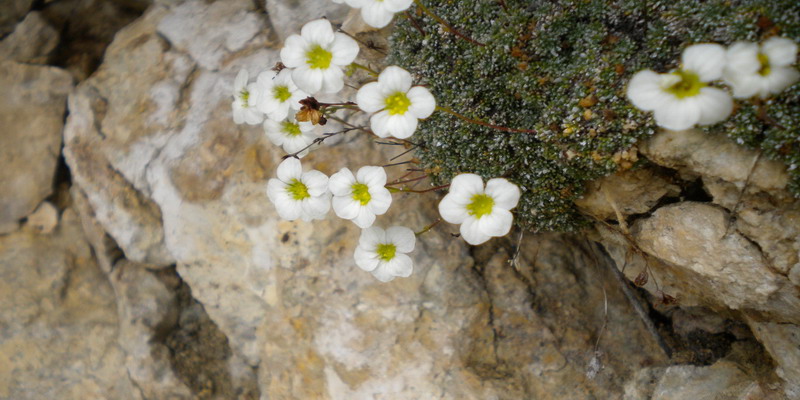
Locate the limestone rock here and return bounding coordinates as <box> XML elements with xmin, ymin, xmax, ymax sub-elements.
<box><xmin>266</xmin><ymin>0</ymin><xmax>352</xmax><ymax>41</ymax></box>
<box><xmin>575</xmin><ymin>168</ymin><xmax>679</xmax><ymax>223</ymax></box>
<box><xmin>747</xmin><ymin>320</ymin><xmax>800</xmax><ymax>399</ymax></box>
<box><xmin>651</xmin><ymin>361</ymin><xmax>760</xmax><ymax>400</ymax></box>
<box><xmin>0</xmin><ymin>61</ymin><xmax>72</xmax><ymax>234</ymax></box>
<box><xmin>0</xmin><ymin>0</ymin><xmax>33</xmax><ymax>37</ymax></box>
<box><xmin>23</xmin><ymin>201</ymin><xmax>59</xmax><ymax>234</ymax></box>
<box><xmin>0</xmin><ymin>208</ymin><xmax>138</xmax><ymax>399</ymax></box>
<box><xmin>0</xmin><ymin>11</ymin><xmax>59</xmax><ymax>63</ymax></box>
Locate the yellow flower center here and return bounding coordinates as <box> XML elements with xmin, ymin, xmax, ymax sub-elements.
<box><xmin>282</xmin><ymin>121</ymin><xmax>302</xmax><ymax>137</ymax></box>
<box><xmin>351</xmin><ymin>183</ymin><xmax>371</xmax><ymax>205</ymax></box>
<box><xmin>306</xmin><ymin>45</ymin><xmax>333</xmax><ymax>70</ymax></box>
<box><xmin>665</xmin><ymin>70</ymin><xmax>705</xmax><ymax>99</ymax></box>
<box><xmin>757</xmin><ymin>53</ymin><xmax>771</xmax><ymax>76</ymax></box>
<box><xmin>239</xmin><ymin>89</ymin><xmax>250</xmax><ymax>107</ymax></box>
<box><xmin>384</xmin><ymin>92</ymin><xmax>412</xmax><ymax>115</ymax></box>
<box><xmin>466</xmin><ymin>193</ymin><xmax>495</xmax><ymax>218</ymax></box>
<box><xmin>274</xmin><ymin>85</ymin><xmax>292</xmax><ymax>102</ymax></box>
<box><xmin>287</xmin><ymin>179</ymin><xmax>310</xmax><ymax>200</ymax></box>
<box><xmin>376</xmin><ymin>243</ymin><xmax>396</xmax><ymax>262</ymax></box>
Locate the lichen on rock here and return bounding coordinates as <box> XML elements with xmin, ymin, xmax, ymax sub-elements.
<box><xmin>389</xmin><ymin>0</ymin><xmax>800</xmax><ymax>231</ymax></box>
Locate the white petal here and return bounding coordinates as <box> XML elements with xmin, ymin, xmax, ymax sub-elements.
<box><xmin>333</xmin><ymin>196</ymin><xmax>360</xmax><ymax>219</ymax></box>
<box><xmin>384</xmin><ymin>0</ymin><xmax>413</xmax><ymax>12</ymax></box>
<box><xmin>370</xmin><ymin>110</ymin><xmax>392</xmax><ymax>138</ymax></box>
<box><xmin>366</xmin><ymin>188</ymin><xmax>392</xmax><ymax>215</ymax></box>
<box><xmin>407</xmin><ymin>86</ymin><xmax>436</xmax><ymax>118</ymax></box>
<box><xmin>477</xmin><ymin>209</ymin><xmax>513</xmax><ymax>237</ymax></box>
<box><xmin>627</xmin><ymin>70</ymin><xmax>670</xmax><ymax>111</ymax></box>
<box><xmin>378</xmin><ymin>66</ymin><xmax>413</xmax><ymax>94</ymax></box>
<box><xmin>331</xmin><ymin>33</ymin><xmax>359</xmax><ymax>65</ymax></box>
<box><xmin>725</xmin><ymin>73</ymin><xmax>761</xmax><ymax>99</ymax></box>
<box><xmin>371</xmin><ymin>265</ymin><xmax>396</xmax><ymax>282</ymax></box>
<box><xmin>292</xmin><ymin>66</ymin><xmax>324</xmax><ymax>94</ymax></box>
<box><xmin>438</xmin><ymin>194</ymin><xmax>469</xmax><ymax>224</ymax></box>
<box><xmin>484</xmin><ymin>178</ymin><xmax>520</xmax><ymax>210</ymax></box>
<box><xmin>695</xmin><ymin>87</ymin><xmax>733</xmax><ymax>125</ymax></box>
<box><xmin>353</xmin><ymin>207</ymin><xmax>376</xmax><ymax>228</ymax></box>
<box><xmin>384</xmin><ymin>253</ymin><xmax>413</xmax><ymax>278</ymax></box>
<box><xmin>301</xmin><ymin>19</ymin><xmax>335</xmax><ymax>46</ymax></box>
<box><xmin>765</xmin><ymin>67</ymin><xmax>800</xmax><ymax>95</ymax></box>
<box><xmin>266</xmin><ymin>179</ymin><xmax>284</xmax><ymax>203</ymax></box>
<box><xmin>265</xmin><ymin>102</ymin><xmax>290</xmax><ymax>122</ymax></box>
<box><xmin>357</xmin><ymin>166</ymin><xmax>387</xmax><ymax>187</ymax></box>
<box><xmin>359</xmin><ymin>226</ymin><xmax>386</xmax><ymax>250</ymax></box>
<box><xmin>725</xmin><ymin>42</ymin><xmax>760</xmax><ymax>75</ymax></box>
<box><xmin>763</xmin><ymin>37</ymin><xmax>798</xmax><ymax>67</ymax></box>
<box><xmin>355</xmin><ymin>246</ymin><xmax>380</xmax><ymax>272</ymax></box>
<box><xmin>244</xmin><ymin>108</ymin><xmax>264</xmax><ymax>125</ymax></box>
<box><xmin>449</xmin><ymin>173</ymin><xmax>485</xmax><ymax>199</ymax></box>
<box><xmin>386</xmin><ymin>226</ymin><xmax>415</xmax><ymax>253</ymax></box>
<box><xmin>356</xmin><ymin>82</ymin><xmax>386</xmax><ymax>113</ymax></box>
<box><xmin>653</xmin><ymin>97</ymin><xmax>701</xmax><ymax>131</ymax></box>
<box><xmin>232</xmin><ymin>102</ymin><xmax>245</xmax><ymax>124</ymax></box>
<box><xmin>276</xmin><ymin>157</ymin><xmax>303</xmax><ymax>183</ymax></box>
<box><xmin>386</xmin><ymin>113</ymin><xmax>418</xmax><ymax>139</ymax></box>
<box><xmin>302</xmin><ymin>170</ymin><xmax>329</xmax><ymax>196</ymax></box>
<box><xmin>264</xmin><ymin>119</ymin><xmax>286</xmax><ymax>146</ymax></box>
<box><xmin>319</xmin><ymin>67</ymin><xmax>345</xmax><ymax>94</ymax></box>
<box><xmin>682</xmin><ymin>43</ymin><xmax>726</xmax><ymax>81</ymax></box>
<box><xmin>275</xmin><ymin>196</ymin><xmax>302</xmax><ymax>221</ymax></box>
<box><xmin>460</xmin><ymin>217</ymin><xmax>491</xmax><ymax>245</ymax></box>
<box><xmin>361</xmin><ymin>3</ymin><xmax>394</xmax><ymax>28</ymax></box>
<box><xmin>280</xmin><ymin>35</ymin><xmax>308</xmax><ymax>68</ymax></box>
<box><xmin>301</xmin><ymin>194</ymin><xmax>330</xmax><ymax>220</ymax></box>
<box><xmin>329</xmin><ymin>168</ymin><xmax>356</xmax><ymax>196</ymax></box>
<box><xmin>282</xmin><ymin>134</ymin><xmax>314</xmax><ymax>156</ymax></box>
<box><xmin>234</xmin><ymin>69</ymin><xmax>248</xmax><ymax>91</ymax></box>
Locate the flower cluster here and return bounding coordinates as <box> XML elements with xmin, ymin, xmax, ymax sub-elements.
<box><xmin>331</xmin><ymin>0</ymin><xmax>414</xmax><ymax>29</ymax></box>
<box><xmin>628</xmin><ymin>38</ymin><xmax>798</xmax><ymax>131</ymax></box>
<box><xmin>231</xmin><ymin>16</ymin><xmax>522</xmax><ymax>282</ymax></box>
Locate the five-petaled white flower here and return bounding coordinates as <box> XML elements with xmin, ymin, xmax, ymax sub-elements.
<box><xmin>329</xmin><ymin>166</ymin><xmax>392</xmax><ymax>228</ymax></box>
<box><xmin>723</xmin><ymin>37</ymin><xmax>799</xmax><ymax>99</ymax></box>
<box><xmin>256</xmin><ymin>69</ymin><xmax>308</xmax><ymax>121</ymax></box>
<box><xmin>347</xmin><ymin>0</ymin><xmax>414</xmax><ymax>29</ymax></box>
<box><xmin>264</xmin><ymin>111</ymin><xmax>321</xmax><ymax>158</ymax></box>
<box><xmin>280</xmin><ymin>18</ymin><xmax>360</xmax><ymax>94</ymax></box>
<box><xmin>266</xmin><ymin>158</ymin><xmax>331</xmax><ymax>221</ymax></box>
<box><xmin>627</xmin><ymin>43</ymin><xmax>733</xmax><ymax>131</ymax></box>
<box><xmin>356</xmin><ymin>66</ymin><xmax>436</xmax><ymax>139</ymax></box>
<box><xmin>439</xmin><ymin>174</ymin><xmax>520</xmax><ymax>246</ymax></box>
<box><xmin>354</xmin><ymin>225</ymin><xmax>415</xmax><ymax>282</ymax></box>
<box><xmin>232</xmin><ymin>69</ymin><xmax>265</xmax><ymax>125</ymax></box>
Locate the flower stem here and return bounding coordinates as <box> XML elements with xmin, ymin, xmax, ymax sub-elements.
<box><xmin>281</xmin><ymin>127</ymin><xmax>360</xmax><ymax>159</ymax></box>
<box><xmin>403</xmin><ymin>11</ymin><xmax>426</xmax><ymax>36</ymax></box>
<box><xmin>415</xmin><ymin>218</ymin><xmax>442</xmax><ymax>236</ymax></box>
<box><xmin>349</xmin><ymin>62</ymin><xmax>379</xmax><ymax>76</ymax></box>
<box><xmin>413</xmin><ymin>0</ymin><xmax>485</xmax><ymax>47</ymax></box>
<box><xmin>389</xmin><ymin>183</ymin><xmax>449</xmax><ymax>194</ymax></box>
<box><xmin>385</xmin><ymin>175</ymin><xmax>428</xmax><ymax>187</ymax></box>
<box><xmin>436</xmin><ymin>106</ymin><xmax>537</xmax><ymax>134</ymax></box>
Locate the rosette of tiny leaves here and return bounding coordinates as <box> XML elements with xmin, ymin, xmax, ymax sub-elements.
<box><xmin>354</xmin><ymin>225</ymin><xmax>415</xmax><ymax>282</ymax></box>
<box><xmin>356</xmin><ymin>66</ymin><xmax>436</xmax><ymax>139</ymax></box>
<box><xmin>627</xmin><ymin>44</ymin><xmax>733</xmax><ymax>131</ymax></box>
<box><xmin>263</xmin><ymin>111</ymin><xmax>321</xmax><ymax>158</ymax></box>
<box><xmin>723</xmin><ymin>37</ymin><xmax>799</xmax><ymax>99</ymax></box>
<box><xmin>266</xmin><ymin>158</ymin><xmax>331</xmax><ymax>221</ymax></box>
<box><xmin>438</xmin><ymin>174</ymin><xmax>520</xmax><ymax>245</ymax></box>
<box><xmin>256</xmin><ymin>69</ymin><xmax>308</xmax><ymax>121</ymax></box>
<box><xmin>232</xmin><ymin>70</ymin><xmax>264</xmax><ymax>125</ymax></box>
<box><xmin>280</xmin><ymin>18</ymin><xmax>360</xmax><ymax>94</ymax></box>
<box><xmin>329</xmin><ymin>166</ymin><xmax>392</xmax><ymax>228</ymax></box>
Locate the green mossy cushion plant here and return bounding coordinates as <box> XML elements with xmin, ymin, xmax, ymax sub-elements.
<box><xmin>389</xmin><ymin>0</ymin><xmax>800</xmax><ymax>231</ymax></box>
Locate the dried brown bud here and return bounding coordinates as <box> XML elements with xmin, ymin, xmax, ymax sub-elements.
<box><xmin>272</xmin><ymin>62</ymin><xmax>286</xmax><ymax>72</ymax></box>
<box><xmin>296</xmin><ymin>107</ymin><xmax>323</xmax><ymax>125</ymax></box>
<box><xmin>661</xmin><ymin>293</ymin><xmax>678</xmax><ymax>305</ymax></box>
<box><xmin>633</xmin><ymin>271</ymin><xmax>648</xmax><ymax>287</ymax></box>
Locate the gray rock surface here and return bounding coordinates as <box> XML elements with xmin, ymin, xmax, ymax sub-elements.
<box><xmin>0</xmin><ymin>11</ymin><xmax>59</xmax><ymax>63</ymax></box>
<box><xmin>0</xmin><ymin>0</ymin><xmax>33</xmax><ymax>37</ymax></box>
<box><xmin>266</xmin><ymin>0</ymin><xmax>352</xmax><ymax>41</ymax></box>
<box><xmin>0</xmin><ymin>61</ymin><xmax>72</xmax><ymax>234</ymax></box>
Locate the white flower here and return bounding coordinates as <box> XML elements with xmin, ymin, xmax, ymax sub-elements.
<box><xmin>438</xmin><ymin>174</ymin><xmax>520</xmax><ymax>246</ymax></box>
<box><xmin>354</xmin><ymin>226</ymin><xmax>415</xmax><ymax>282</ymax></box>
<box><xmin>280</xmin><ymin>19</ymin><xmax>360</xmax><ymax>94</ymax></box>
<box><xmin>329</xmin><ymin>166</ymin><xmax>392</xmax><ymax>228</ymax></box>
<box><xmin>266</xmin><ymin>158</ymin><xmax>331</xmax><ymax>221</ymax></box>
<box><xmin>627</xmin><ymin>43</ymin><xmax>733</xmax><ymax>131</ymax></box>
<box><xmin>232</xmin><ymin>69</ymin><xmax>265</xmax><ymax>125</ymax></box>
<box><xmin>264</xmin><ymin>111</ymin><xmax>321</xmax><ymax>158</ymax></box>
<box><xmin>256</xmin><ymin>69</ymin><xmax>308</xmax><ymax>121</ymax></box>
<box><xmin>356</xmin><ymin>66</ymin><xmax>436</xmax><ymax>139</ymax></box>
<box><xmin>723</xmin><ymin>37</ymin><xmax>799</xmax><ymax>99</ymax></box>
<box><xmin>348</xmin><ymin>0</ymin><xmax>414</xmax><ymax>29</ymax></box>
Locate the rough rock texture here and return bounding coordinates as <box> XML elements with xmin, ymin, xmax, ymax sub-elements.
<box><xmin>0</xmin><ymin>11</ymin><xmax>59</xmax><ymax>63</ymax></box>
<box><xmin>0</xmin><ymin>61</ymin><xmax>72</xmax><ymax>234</ymax></box>
<box><xmin>585</xmin><ymin>129</ymin><xmax>800</xmax><ymax>398</ymax></box>
<box><xmin>0</xmin><ymin>208</ymin><xmax>137</xmax><ymax>399</ymax></box>
<box><xmin>575</xmin><ymin>168</ymin><xmax>680</xmax><ymax>223</ymax></box>
<box><xmin>265</xmin><ymin>0</ymin><xmax>352</xmax><ymax>41</ymax></box>
<box><xmin>0</xmin><ymin>0</ymin><xmax>33</xmax><ymax>37</ymax></box>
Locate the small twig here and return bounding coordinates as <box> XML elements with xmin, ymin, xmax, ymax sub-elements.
<box><xmin>390</xmin><ymin>183</ymin><xmax>450</xmax><ymax>194</ymax></box>
<box><xmin>415</xmin><ymin>218</ymin><xmax>442</xmax><ymax>236</ymax></box>
<box><xmin>385</xmin><ymin>175</ymin><xmax>428</xmax><ymax>186</ymax></box>
<box><xmin>725</xmin><ymin>150</ymin><xmax>762</xmax><ymax>236</ymax></box>
<box><xmin>383</xmin><ymin>160</ymin><xmax>417</xmax><ymax>168</ymax></box>
<box><xmin>375</xmin><ymin>141</ymin><xmax>406</xmax><ymax>146</ymax></box>
<box><xmin>350</xmin><ymin>62</ymin><xmax>379</xmax><ymax>76</ymax></box>
<box><xmin>390</xmin><ymin>145</ymin><xmax>418</xmax><ymax>161</ymax></box>
<box><xmin>413</xmin><ymin>0</ymin><xmax>486</xmax><ymax>46</ymax></box>
<box><xmin>282</xmin><ymin>128</ymin><xmax>359</xmax><ymax>159</ymax></box>
<box><xmin>404</xmin><ymin>11</ymin><xmax>426</xmax><ymax>36</ymax></box>
<box><xmin>507</xmin><ymin>230</ymin><xmax>525</xmax><ymax>271</ymax></box>
<box><xmin>338</xmin><ymin>29</ymin><xmax>388</xmax><ymax>55</ymax></box>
